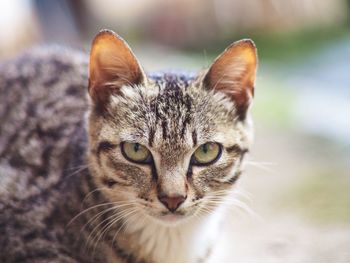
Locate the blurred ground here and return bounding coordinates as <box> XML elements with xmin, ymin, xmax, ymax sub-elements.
<box><xmin>226</xmin><ymin>127</ymin><xmax>350</xmax><ymax>263</ymax></box>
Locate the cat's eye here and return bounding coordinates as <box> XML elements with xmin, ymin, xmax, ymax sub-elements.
<box><xmin>121</xmin><ymin>142</ymin><xmax>152</xmax><ymax>164</ymax></box>
<box><xmin>192</xmin><ymin>142</ymin><xmax>222</xmax><ymax>165</ymax></box>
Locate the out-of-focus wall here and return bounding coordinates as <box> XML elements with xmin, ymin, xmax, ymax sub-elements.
<box><xmin>86</xmin><ymin>0</ymin><xmax>348</xmax><ymax>47</ymax></box>
<box><xmin>0</xmin><ymin>1</ymin><xmax>39</xmax><ymax>58</ymax></box>
<box><xmin>0</xmin><ymin>0</ymin><xmax>348</xmax><ymax>57</ymax></box>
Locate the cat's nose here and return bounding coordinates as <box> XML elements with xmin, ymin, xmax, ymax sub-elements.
<box><xmin>158</xmin><ymin>194</ymin><xmax>187</xmax><ymax>212</ymax></box>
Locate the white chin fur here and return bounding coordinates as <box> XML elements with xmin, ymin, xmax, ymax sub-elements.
<box><xmin>125</xmin><ymin>205</ymin><xmax>226</xmax><ymax>263</ymax></box>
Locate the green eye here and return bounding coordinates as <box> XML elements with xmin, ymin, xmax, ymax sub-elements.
<box><xmin>192</xmin><ymin>142</ymin><xmax>221</xmax><ymax>165</ymax></box>
<box><xmin>121</xmin><ymin>142</ymin><xmax>152</xmax><ymax>163</ymax></box>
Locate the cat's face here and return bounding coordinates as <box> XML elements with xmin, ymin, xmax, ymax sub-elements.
<box><xmin>87</xmin><ymin>30</ymin><xmax>257</xmax><ymax>225</ymax></box>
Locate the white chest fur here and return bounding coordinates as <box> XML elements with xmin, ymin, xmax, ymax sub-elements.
<box><xmin>126</xmin><ymin>208</ymin><xmax>225</xmax><ymax>263</ymax></box>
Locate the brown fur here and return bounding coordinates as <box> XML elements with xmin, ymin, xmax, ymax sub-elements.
<box><xmin>0</xmin><ymin>30</ymin><xmax>257</xmax><ymax>263</ymax></box>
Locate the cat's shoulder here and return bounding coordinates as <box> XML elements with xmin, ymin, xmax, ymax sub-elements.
<box><xmin>0</xmin><ymin>46</ymin><xmax>89</xmax><ymax>200</ymax></box>
<box><xmin>0</xmin><ymin>45</ymin><xmax>88</xmax><ymax>93</ymax></box>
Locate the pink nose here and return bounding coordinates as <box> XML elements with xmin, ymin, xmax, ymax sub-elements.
<box><xmin>158</xmin><ymin>194</ymin><xmax>187</xmax><ymax>212</ymax></box>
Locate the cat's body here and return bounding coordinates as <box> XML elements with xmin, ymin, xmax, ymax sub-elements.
<box><xmin>0</xmin><ymin>30</ymin><xmax>257</xmax><ymax>263</ymax></box>
<box><xmin>0</xmin><ymin>48</ymin><xmax>93</xmax><ymax>262</ymax></box>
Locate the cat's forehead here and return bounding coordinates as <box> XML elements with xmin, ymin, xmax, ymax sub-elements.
<box><xmin>108</xmin><ymin>72</ymin><xmax>236</xmax><ymax>150</ymax></box>
<box><xmin>147</xmin><ymin>72</ymin><xmax>199</xmax><ymax>151</ymax></box>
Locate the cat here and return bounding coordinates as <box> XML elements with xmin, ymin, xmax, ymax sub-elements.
<box><xmin>0</xmin><ymin>29</ymin><xmax>257</xmax><ymax>263</ymax></box>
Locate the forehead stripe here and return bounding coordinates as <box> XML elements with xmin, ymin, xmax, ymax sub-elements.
<box><xmin>148</xmin><ymin>127</ymin><xmax>155</xmax><ymax>147</ymax></box>
<box><xmin>192</xmin><ymin>130</ymin><xmax>197</xmax><ymax>146</ymax></box>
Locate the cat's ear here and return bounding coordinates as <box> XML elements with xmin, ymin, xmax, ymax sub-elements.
<box><xmin>203</xmin><ymin>39</ymin><xmax>258</xmax><ymax>120</ymax></box>
<box><xmin>89</xmin><ymin>30</ymin><xmax>145</xmax><ymax>105</ymax></box>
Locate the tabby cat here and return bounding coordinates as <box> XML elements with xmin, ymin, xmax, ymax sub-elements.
<box><xmin>0</xmin><ymin>29</ymin><xmax>257</xmax><ymax>263</ymax></box>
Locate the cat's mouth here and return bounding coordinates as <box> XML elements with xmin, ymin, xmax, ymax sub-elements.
<box><xmin>160</xmin><ymin>213</ymin><xmax>185</xmax><ymax>222</ymax></box>
<box><xmin>153</xmin><ymin>209</ymin><xmax>193</xmax><ymax>225</ymax></box>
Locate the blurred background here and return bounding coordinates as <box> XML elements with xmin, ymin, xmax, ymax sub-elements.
<box><xmin>1</xmin><ymin>0</ymin><xmax>349</xmax><ymax>262</ymax></box>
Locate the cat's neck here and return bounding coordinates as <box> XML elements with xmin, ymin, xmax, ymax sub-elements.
<box><xmin>120</xmin><ymin>207</ymin><xmax>225</xmax><ymax>263</ymax></box>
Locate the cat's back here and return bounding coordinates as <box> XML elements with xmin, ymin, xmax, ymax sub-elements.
<box><xmin>0</xmin><ymin>47</ymin><xmax>89</xmax><ymax>199</ymax></box>
<box><xmin>0</xmin><ymin>48</ymin><xmax>104</xmax><ymax>263</ymax></box>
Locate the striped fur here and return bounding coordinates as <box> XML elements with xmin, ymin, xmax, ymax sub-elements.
<box><xmin>0</xmin><ymin>37</ymin><xmax>256</xmax><ymax>263</ymax></box>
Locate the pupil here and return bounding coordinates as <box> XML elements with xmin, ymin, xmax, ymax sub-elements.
<box><xmin>134</xmin><ymin>143</ymin><xmax>140</xmax><ymax>152</ymax></box>
<box><xmin>202</xmin><ymin>144</ymin><xmax>208</xmax><ymax>154</ymax></box>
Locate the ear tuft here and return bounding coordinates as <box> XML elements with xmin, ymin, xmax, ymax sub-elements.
<box><xmin>89</xmin><ymin>29</ymin><xmax>145</xmax><ymax>105</ymax></box>
<box><xmin>204</xmin><ymin>39</ymin><xmax>258</xmax><ymax>120</ymax></box>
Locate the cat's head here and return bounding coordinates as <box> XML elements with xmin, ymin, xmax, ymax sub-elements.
<box><xmin>87</xmin><ymin>30</ymin><xmax>257</xmax><ymax>225</ymax></box>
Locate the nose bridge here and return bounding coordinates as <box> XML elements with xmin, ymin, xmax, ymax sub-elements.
<box><xmin>157</xmin><ymin>158</ymin><xmax>187</xmax><ymax>196</ymax></box>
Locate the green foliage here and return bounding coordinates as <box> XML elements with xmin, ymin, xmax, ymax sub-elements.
<box><xmin>200</xmin><ymin>27</ymin><xmax>350</xmax><ymax>64</ymax></box>
<box><xmin>252</xmin><ymin>77</ymin><xmax>296</xmax><ymax>127</ymax></box>
<box><xmin>251</xmin><ymin>28</ymin><xmax>350</xmax><ymax>63</ymax></box>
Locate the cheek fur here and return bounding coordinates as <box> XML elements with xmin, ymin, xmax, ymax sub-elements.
<box><xmin>100</xmin><ymin>154</ymin><xmax>154</xmax><ymax>191</ymax></box>
<box><xmin>192</xmin><ymin>159</ymin><xmax>238</xmax><ymax>191</ymax></box>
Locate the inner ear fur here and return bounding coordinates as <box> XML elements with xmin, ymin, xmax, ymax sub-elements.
<box><xmin>203</xmin><ymin>39</ymin><xmax>258</xmax><ymax>120</ymax></box>
<box><xmin>89</xmin><ymin>29</ymin><xmax>146</xmax><ymax>105</ymax></box>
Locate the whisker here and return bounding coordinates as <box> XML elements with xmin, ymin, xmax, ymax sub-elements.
<box><xmin>64</xmin><ymin>164</ymin><xmax>90</xmax><ymax>171</ymax></box>
<box><xmin>206</xmin><ymin>197</ymin><xmax>259</xmax><ymax>219</ymax></box>
<box><xmin>67</xmin><ymin>201</ymin><xmax>136</xmax><ymax>227</ymax></box>
<box><xmin>68</xmin><ymin>166</ymin><xmax>90</xmax><ymax>178</ymax></box>
<box><xmin>79</xmin><ymin>202</ymin><xmax>137</xmax><ymax>239</ymax></box>
<box><xmin>111</xmin><ymin>209</ymin><xmax>139</xmax><ymax>246</ymax></box>
<box><xmin>81</xmin><ymin>187</ymin><xmax>108</xmax><ymax>206</ymax></box>
<box><xmin>90</xmin><ymin>208</ymin><xmax>139</xmax><ymax>256</ymax></box>
<box><xmin>245</xmin><ymin>161</ymin><xmax>278</xmax><ymax>174</ymax></box>
<box><xmin>87</xmin><ymin>210</ymin><xmax>121</xmax><ymax>250</ymax></box>
<box><xmin>91</xmin><ymin>206</ymin><xmax>137</xmax><ymax>247</ymax></box>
